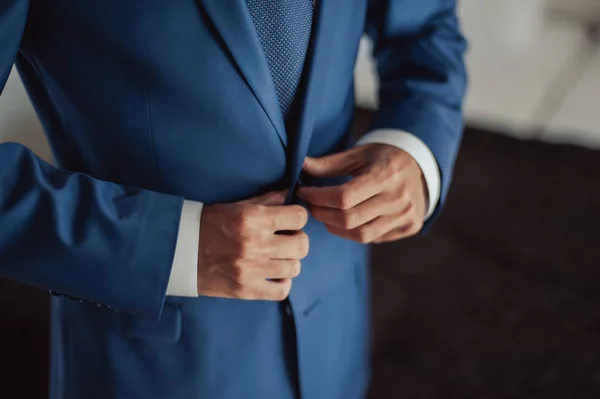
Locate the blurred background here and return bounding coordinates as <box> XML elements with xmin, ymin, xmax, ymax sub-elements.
<box><xmin>1</xmin><ymin>0</ymin><xmax>600</xmax><ymax>398</ymax></box>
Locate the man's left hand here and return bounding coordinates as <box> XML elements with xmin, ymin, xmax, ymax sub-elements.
<box><xmin>297</xmin><ymin>144</ymin><xmax>427</xmax><ymax>244</ymax></box>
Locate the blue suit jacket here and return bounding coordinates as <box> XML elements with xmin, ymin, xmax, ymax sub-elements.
<box><xmin>0</xmin><ymin>0</ymin><xmax>467</xmax><ymax>397</ymax></box>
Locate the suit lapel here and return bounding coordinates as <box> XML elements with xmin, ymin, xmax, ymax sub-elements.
<box><xmin>287</xmin><ymin>0</ymin><xmax>339</xmax><ymax>190</ymax></box>
<box><xmin>200</xmin><ymin>0</ymin><xmax>287</xmax><ymax>147</ymax></box>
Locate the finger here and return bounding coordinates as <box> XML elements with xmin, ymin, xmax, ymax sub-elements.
<box><xmin>302</xmin><ymin>148</ymin><xmax>363</xmax><ymax>177</ymax></box>
<box><xmin>247</xmin><ymin>278</ymin><xmax>293</xmax><ymax>301</ymax></box>
<box><xmin>298</xmin><ymin>173</ymin><xmax>383</xmax><ymax>210</ymax></box>
<box><xmin>310</xmin><ymin>194</ymin><xmax>395</xmax><ymax>230</ymax></box>
<box><xmin>372</xmin><ymin>221</ymin><xmax>423</xmax><ymax>243</ymax></box>
<box><xmin>267</xmin><ymin>231</ymin><xmax>310</xmax><ymax>259</ymax></box>
<box><xmin>264</xmin><ymin>205</ymin><xmax>309</xmax><ymax>231</ymax></box>
<box><xmin>258</xmin><ymin>260</ymin><xmax>302</xmax><ymax>279</ymax></box>
<box><xmin>325</xmin><ymin>214</ymin><xmax>400</xmax><ymax>244</ymax></box>
<box><xmin>237</xmin><ymin>190</ymin><xmax>287</xmax><ymax>206</ymax></box>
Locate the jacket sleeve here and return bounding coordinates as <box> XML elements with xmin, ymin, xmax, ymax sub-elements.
<box><xmin>0</xmin><ymin>0</ymin><xmax>184</xmax><ymax>321</ymax></box>
<box><xmin>365</xmin><ymin>0</ymin><xmax>468</xmax><ymax>227</ymax></box>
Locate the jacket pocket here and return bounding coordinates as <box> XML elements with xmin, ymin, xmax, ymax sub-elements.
<box><xmin>119</xmin><ymin>304</ymin><xmax>182</xmax><ymax>343</ymax></box>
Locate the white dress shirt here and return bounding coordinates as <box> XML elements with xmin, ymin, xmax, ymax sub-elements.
<box><xmin>165</xmin><ymin>130</ymin><xmax>441</xmax><ymax>297</ymax></box>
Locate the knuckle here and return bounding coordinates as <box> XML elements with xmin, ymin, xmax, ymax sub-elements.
<box><xmin>338</xmin><ymin>190</ymin><xmax>354</xmax><ymax>210</ymax></box>
<box><xmin>297</xmin><ymin>233</ymin><xmax>310</xmax><ymax>258</ymax></box>
<box><xmin>397</xmin><ymin>190</ymin><xmax>409</xmax><ymax>204</ymax></box>
<box><xmin>394</xmin><ymin>181</ymin><xmax>407</xmax><ymax>197</ymax></box>
<box><xmin>342</xmin><ymin>211</ymin><xmax>360</xmax><ymax>229</ymax></box>
<box><xmin>356</xmin><ymin>228</ymin><xmax>372</xmax><ymax>244</ymax></box>
<box><xmin>237</xmin><ymin>214</ymin><xmax>251</xmax><ymax>232</ymax></box>
<box><xmin>263</xmin><ymin>210</ymin><xmax>277</xmax><ymax>231</ymax></box>
<box><xmin>290</xmin><ymin>261</ymin><xmax>302</xmax><ymax>278</ymax></box>
<box><xmin>294</xmin><ymin>206</ymin><xmax>309</xmax><ymax>227</ymax></box>
<box><xmin>391</xmin><ymin>166</ymin><xmax>404</xmax><ymax>181</ymax></box>
<box><xmin>410</xmin><ymin>221</ymin><xmax>423</xmax><ymax>235</ymax></box>
<box><xmin>238</xmin><ymin>207</ymin><xmax>258</xmax><ymax>231</ymax></box>
<box><xmin>274</xmin><ymin>281</ymin><xmax>292</xmax><ymax>301</ymax></box>
<box><xmin>396</xmin><ymin>198</ymin><xmax>413</xmax><ymax>215</ymax></box>
<box><xmin>275</xmin><ymin>291</ymin><xmax>289</xmax><ymax>302</ymax></box>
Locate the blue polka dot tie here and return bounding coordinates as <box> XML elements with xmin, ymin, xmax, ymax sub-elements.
<box><xmin>246</xmin><ymin>0</ymin><xmax>314</xmax><ymax>122</ymax></box>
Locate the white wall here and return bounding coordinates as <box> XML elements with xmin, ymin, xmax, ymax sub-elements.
<box><xmin>355</xmin><ymin>0</ymin><xmax>600</xmax><ymax>147</ymax></box>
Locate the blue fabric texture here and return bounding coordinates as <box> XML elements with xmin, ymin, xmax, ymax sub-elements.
<box><xmin>0</xmin><ymin>0</ymin><xmax>467</xmax><ymax>397</ymax></box>
<box><xmin>246</xmin><ymin>0</ymin><xmax>313</xmax><ymax>120</ymax></box>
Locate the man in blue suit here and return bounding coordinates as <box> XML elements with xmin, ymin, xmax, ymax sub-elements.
<box><xmin>0</xmin><ymin>0</ymin><xmax>467</xmax><ymax>397</ymax></box>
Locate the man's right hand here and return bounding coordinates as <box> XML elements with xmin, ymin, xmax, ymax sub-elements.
<box><xmin>197</xmin><ymin>191</ymin><xmax>309</xmax><ymax>301</ymax></box>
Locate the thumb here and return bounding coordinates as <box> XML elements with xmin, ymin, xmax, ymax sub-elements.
<box><xmin>237</xmin><ymin>190</ymin><xmax>288</xmax><ymax>206</ymax></box>
<box><xmin>303</xmin><ymin>149</ymin><xmax>361</xmax><ymax>178</ymax></box>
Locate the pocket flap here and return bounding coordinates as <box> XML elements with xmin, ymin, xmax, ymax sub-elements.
<box><xmin>121</xmin><ymin>304</ymin><xmax>182</xmax><ymax>343</ymax></box>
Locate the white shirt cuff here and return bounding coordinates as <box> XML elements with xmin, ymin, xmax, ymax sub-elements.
<box><xmin>166</xmin><ymin>200</ymin><xmax>203</xmax><ymax>297</ymax></box>
<box><xmin>356</xmin><ymin>129</ymin><xmax>441</xmax><ymax>220</ymax></box>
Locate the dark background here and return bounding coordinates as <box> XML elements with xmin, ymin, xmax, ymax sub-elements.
<box><xmin>1</xmin><ymin>109</ymin><xmax>600</xmax><ymax>398</ymax></box>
